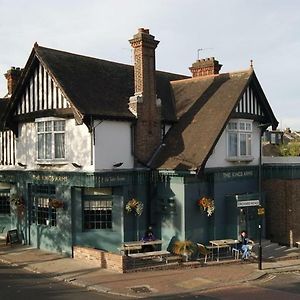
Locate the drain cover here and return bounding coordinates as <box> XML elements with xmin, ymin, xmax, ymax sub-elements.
<box><xmin>131</xmin><ymin>286</ymin><xmax>152</xmax><ymax>293</ymax></box>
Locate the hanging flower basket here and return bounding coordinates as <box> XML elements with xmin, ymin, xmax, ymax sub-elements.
<box><xmin>125</xmin><ymin>198</ymin><xmax>143</xmax><ymax>216</ymax></box>
<box><xmin>197</xmin><ymin>197</ymin><xmax>215</xmax><ymax>216</ymax></box>
<box><xmin>49</xmin><ymin>199</ymin><xmax>64</xmax><ymax>209</ymax></box>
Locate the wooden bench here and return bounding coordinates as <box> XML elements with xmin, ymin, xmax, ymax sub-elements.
<box><xmin>118</xmin><ymin>245</ymin><xmax>142</xmax><ymax>254</ymax></box>
<box><xmin>128</xmin><ymin>250</ymin><xmax>170</xmax><ymax>263</ymax></box>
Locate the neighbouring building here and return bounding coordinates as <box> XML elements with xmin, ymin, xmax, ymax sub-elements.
<box><xmin>0</xmin><ymin>28</ymin><xmax>278</xmax><ymax>256</ymax></box>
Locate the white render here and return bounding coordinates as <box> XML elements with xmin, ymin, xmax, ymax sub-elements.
<box><xmin>205</xmin><ymin>120</ymin><xmax>261</xmax><ymax>168</ymax></box>
<box><xmin>13</xmin><ymin>118</ymin><xmax>93</xmax><ymax>172</ymax></box>
<box><xmin>7</xmin><ymin>118</ymin><xmax>134</xmax><ymax>172</ymax></box>
<box><xmin>94</xmin><ymin>120</ymin><xmax>134</xmax><ymax>170</ymax></box>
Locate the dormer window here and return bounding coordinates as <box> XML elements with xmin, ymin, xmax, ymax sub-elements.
<box><xmin>227</xmin><ymin>120</ymin><xmax>253</xmax><ymax>161</ymax></box>
<box><xmin>36</xmin><ymin>118</ymin><xmax>65</xmax><ymax>161</ymax></box>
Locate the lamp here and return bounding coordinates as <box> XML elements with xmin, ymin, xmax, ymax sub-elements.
<box><xmin>160</xmin><ymin>197</ymin><xmax>177</xmax><ymax>215</ymax></box>
<box><xmin>17</xmin><ymin>162</ymin><xmax>27</xmax><ymax>168</ymax></box>
<box><xmin>71</xmin><ymin>162</ymin><xmax>82</xmax><ymax>168</ymax></box>
<box><xmin>113</xmin><ymin>162</ymin><xmax>123</xmax><ymax>168</ymax></box>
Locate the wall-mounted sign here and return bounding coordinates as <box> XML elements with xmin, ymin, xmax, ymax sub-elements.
<box><xmin>258</xmin><ymin>207</ymin><xmax>265</xmax><ymax>215</ymax></box>
<box><xmin>237</xmin><ymin>200</ymin><xmax>260</xmax><ymax>207</ymax></box>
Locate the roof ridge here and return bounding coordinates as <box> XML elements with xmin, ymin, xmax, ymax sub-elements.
<box><xmin>171</xmin><ymin>68</ymin><xmax>253</xmax><ymax>84</ymax></box>
<box><xmin>35</xmin><ymin>44</ymin><xmax>188</xmax><ymax>78</ymax></box>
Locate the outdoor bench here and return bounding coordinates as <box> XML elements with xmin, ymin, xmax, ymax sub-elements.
<box><xmin>128</xmin><ymin>250</ymin><xmax>170</xmax><ymax>263</ymax></box>
<box><xmin>118</xmin><ymin>245</ymin><xmax>142</xmax><ymax>254</ymax></box>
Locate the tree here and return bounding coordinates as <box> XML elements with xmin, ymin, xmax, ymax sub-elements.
<box><xmin>279</xmin><ymin>141</ymin><xmax>300</xmax><ymax>156</ymax></box>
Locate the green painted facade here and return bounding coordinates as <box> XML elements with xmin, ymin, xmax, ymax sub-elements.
<box><xmin>0</xmin><ymin>165</ymin><xmax>266</xmax><ymax>255</ymax></box>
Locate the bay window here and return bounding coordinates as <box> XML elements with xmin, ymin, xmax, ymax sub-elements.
<box><xmin>37</xmin><ymin>119</ymin><xmax>65</xmax><ymax>160</ymax></box>
<box><xmin>227</xmin><ymin>120</ymin><xmax>253</xmax><ymax>160</ymax></box>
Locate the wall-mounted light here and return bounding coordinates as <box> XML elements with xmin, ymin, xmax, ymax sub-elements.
<box><xmin>71</xmin><ymin>162</ymin><xmax>82</xmax><ymax>168</ymax></box>
<box><xmin>17</xmin><ymin>162</ymin><xmax>27</xmax><ymax>168</ymax></box>
<box><xmin>113</xmin><ymin>162</ymin><xmax>123</xmax><ymax>168</ymax></box>
<box><xmin>160</xmin><ymin>197</ymin><xmax>177</xmax><ymax>215</ymax></box>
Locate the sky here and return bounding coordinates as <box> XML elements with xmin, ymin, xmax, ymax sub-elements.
<box><xmin>0</xmin><ymin>0</ymin><xmax>299</xmax><ymax>129</ymax></box>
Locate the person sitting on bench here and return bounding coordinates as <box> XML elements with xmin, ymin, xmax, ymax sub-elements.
<box><xmin>238</xmin><ymin>230</ymin><xmax>253</xmax><ymax>260</ymax></box>
<box><xmin>141</xmin><ymin>227</ymin><xmax>156</xmax><ymax>252</ymax></box>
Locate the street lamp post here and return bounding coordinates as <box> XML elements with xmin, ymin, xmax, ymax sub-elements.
<box><xmin>257</xmin><ymin>123</ymin><xmax>271</xmax><ymax>271</ymax></box>
<box><xmin>258</xmin><ymin>128</ymin><xmax>263</xmax><ymax>270</ymax></box>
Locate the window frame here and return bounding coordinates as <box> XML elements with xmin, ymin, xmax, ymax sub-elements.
<box><xmin>227</xmin><ymin>119</ymin><xmax>253</xmax><ymax>161</ymax></box>
<box><xmin>35</xmin><ymin>117</ymin><xmax>66</xmax><ymax>162</ymax></box>
<box><xmin>82</xmin><ymin>188</ymin><xmax>113</xmax><ymax>231</ymax></box>
<box><xmin>31</xmin><ymin>185</ymin><xmax>57</xmax><ymax>227</ymax></box>
<box><xmin>0</xmin><ymin>190</ymin><xmax>10</xmax><ymax>215</ymax></box>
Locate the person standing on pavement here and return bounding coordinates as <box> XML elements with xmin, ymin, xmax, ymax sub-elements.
<box><xmin>238</xmin><ymin>230</ymin><xmax>254</xmax><ymax>260</ymax></box>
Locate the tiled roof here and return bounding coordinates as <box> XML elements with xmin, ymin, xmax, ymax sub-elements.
<box><xmin>153</xmin><ymin>70</ymin><xmax>266</xmax><ymax>171</ymax></box>
<box><xmin>35</xmin><ymin>46</ymin><xmax>188</xmax><ymax>122</ymax></box>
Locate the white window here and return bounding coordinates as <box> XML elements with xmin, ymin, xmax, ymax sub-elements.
<box><xmin>36</xmin><ymin>119</ymin><xmax>65</xmax><ymax>160</ymax></box>
<box><xmin>227</xmin><ymin>120</ymin><xmax>252</xmax><ymax>160</ymax></box>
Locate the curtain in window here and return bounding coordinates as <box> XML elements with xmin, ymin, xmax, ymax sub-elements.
<box><xmin>38</xmin><ymin>134</ymin><xmax>44</xmax><ymax>159</ymax></box>
<box><xmin>54</xmin><ymin>133</ymin><xmax>65</xmax><ymax>158</ymax></box>
<box><xmin>45</xmin><ymin>133</ymin><xmax>52</xmax><ymax>159</ymax></box>
<box><xmin>228</xmin><ymin>132</ymin><xmax>238</xmax><ymax>156</ymax></box>
<box><xmin>240</xmin><ymin>133</ymin><xmax>247</xmax><ymax>155</ymax></box>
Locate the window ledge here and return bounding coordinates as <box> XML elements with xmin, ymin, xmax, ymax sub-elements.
<box><xmin>36</xmin><ymin>161</ymin><xmax>68</xmax><ymax>166</ymax></box>
<box><xmin>226</xmin><ymin>156</ymin><xmax>254</xmax><ymax>162</ymax></box>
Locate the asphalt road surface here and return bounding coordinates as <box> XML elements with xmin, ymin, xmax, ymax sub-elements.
<box><xmin>0</xmin><ymin>262</ymin><xmax>125</xmax><ymax>300</ymax></box>
<box><xmin>148</xmin><ymin>272</ymin><xmax>300</xmax><ymax>299</ymax></box>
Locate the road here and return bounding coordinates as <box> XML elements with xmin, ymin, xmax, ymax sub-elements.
<box><xmin>1</xmin><ymin>260</ymin><xmax>300</xmax><ymax>300</ymax></box>
<box><xmin>0</xmin><ymin>262</ymin><xmax>125</xmax><ymax>300</ymax></box>
<box><xmin>149</xmin><ymin>272</ymin><xmax>300</xmax><ymax>299</ymax></box>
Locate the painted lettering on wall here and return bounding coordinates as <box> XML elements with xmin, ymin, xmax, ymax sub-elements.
<box><xmin>96</xmin><ymin>175</ymin><xmax>126</xmax><ymax>185</ymax></box>
<box><xmin>32</xmin><ymin>175</ymin><xmax>68</xmax><ymax>182</ymax></box>
<box><xmin>222</xmin><ymin>170</ymin><xmax>254</xmax><ymax>179</ymax></box>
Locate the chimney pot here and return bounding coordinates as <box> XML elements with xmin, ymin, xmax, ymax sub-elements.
<box><xmin>189</xmin><ymin>57</ymin><xmax>222</xmax><ymax>78</ymax></box>
<box><xmin>5</xmin><ymin>66</ymin><xmax>22</xmax><ymax>95</ymax></box>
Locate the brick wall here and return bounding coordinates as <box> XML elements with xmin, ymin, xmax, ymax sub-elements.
<box><xmin>73</xmin><ymin>246</ymin><xmax>129</xmax><ymax>273</ymax></box>
<box><xmin>263</xmin><ymin>179</ymin><xmax>300</xmax><ymax>246</ymax></box>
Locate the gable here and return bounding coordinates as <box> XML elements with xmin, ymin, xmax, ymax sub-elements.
<box><xmin>152</xmin><ymin>70</ymin><xmax>253</xmax><ymax>171</ymax></box>
<box><xmin>152</xmin><ymin>69</ymin><xmax>279</xmax><ymax>172</ymax></box>
<box><xmin>235</xmin><ymin>86</ymin><xmax>264</xmax><ymax>117</ymax></box>
<box><xmin>15</xmin><ymin>61</ymin><xmax>70</xmax><ymax>116</ymax></box>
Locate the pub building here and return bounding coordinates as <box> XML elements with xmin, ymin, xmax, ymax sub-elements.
<box><xmin>0</xmin><ymin>28</ymin><xmax>278</xmax><ymax>256</ymax></box>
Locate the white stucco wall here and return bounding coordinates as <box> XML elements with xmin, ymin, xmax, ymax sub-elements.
<box><xmin>205</xmin><ymin>121</ymin><xmax>261</xmax><ymax>168</ymax></box>
<box><xmin>94</xmin><ymin>120</ymin><xmax>134</xmax><ymax>170</ymax></box>
<box><xmin>15</xmin><ymin>118</ymin><xmax>92</xmax><ymax>172</ymax></box>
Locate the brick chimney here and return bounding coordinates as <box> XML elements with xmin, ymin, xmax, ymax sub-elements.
<box><xmin>189</xmin><ymin>57</ymin><xmax>222</xmax><ymax>77</ymax></box>
<box><xmin>129</xmin><ymin>28</ymin><xmax>161</xmax><ymax>165</ymax></box>
<box><xmin>5</xmin><ymin>67</ymin><xmax>22</xmax><ymax>95</ymax></box>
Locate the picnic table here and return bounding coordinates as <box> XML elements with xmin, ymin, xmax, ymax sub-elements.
<box><xmin>120</xmin><ymin>239</ymin><xmax>164</xmax><ymax>254</ymax></box>
<box><xmin>209</xmin><ymin>239</ymin><xmax>238</xmax><ymax>261</ymax></box>
<box><xmin>119</xmin><ymin>240</ymin><xmax>170</xmax><ymax>263</ymax></box>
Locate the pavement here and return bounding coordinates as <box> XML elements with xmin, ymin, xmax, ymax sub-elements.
<box><xmin>1</xmin><ymin>241</ymin><xmax>300</xmax><ymax>299</ymax></box>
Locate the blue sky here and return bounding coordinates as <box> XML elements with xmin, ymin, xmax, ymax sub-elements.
<box><xmin>0</xmin><ymin>0</ymin><xmax>299</xmax><ymax>129</ymax></box>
